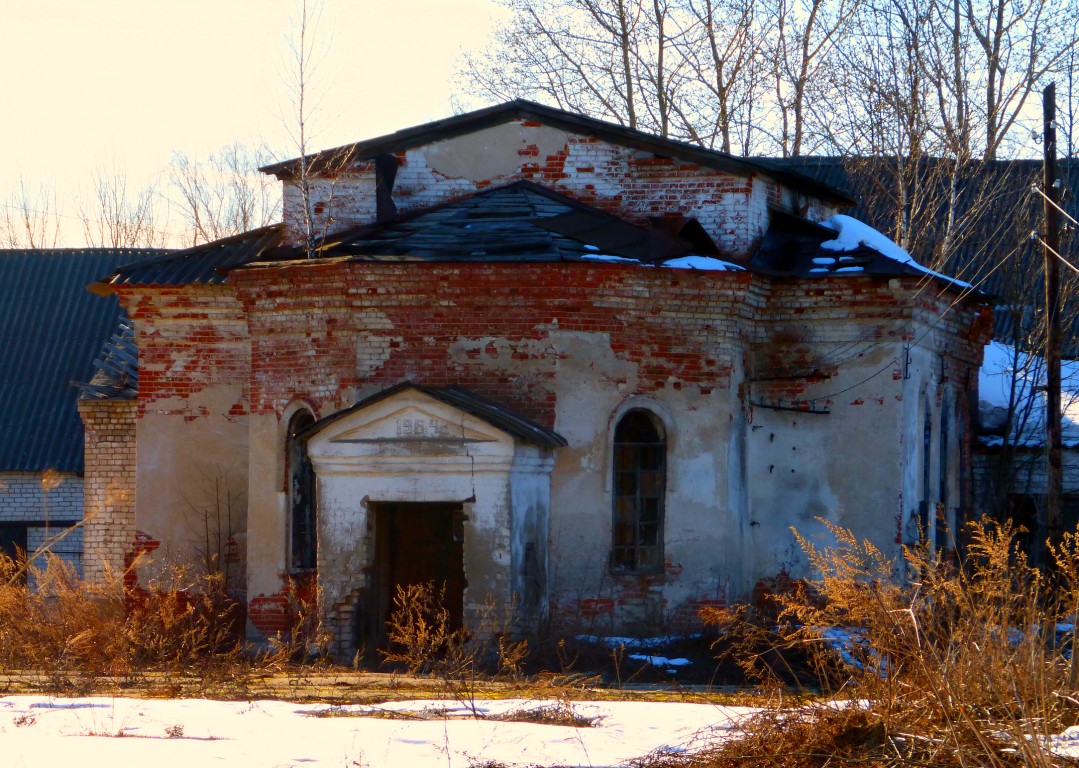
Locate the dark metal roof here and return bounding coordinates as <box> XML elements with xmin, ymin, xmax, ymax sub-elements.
<box><xmin>0</xmin><ymin>248</ymin><xmax>164</xmax><ymax>473</ymax></box>
<box><xmin>759</xmin><ymin>157</ymin><xmax>1079</xmax><ymax>351</ymax></box>
<box><xmin>92</xmin><ymin>225</ymin><xmax>282</xmax><ymax>292</ymax></box>
<box><xmin>304</xmin><ymin>382</ymin><xmax>568</xmax><ymax>448</ymax></box>
<box><xmin>255</xmin><ymin>181</ymin><xmax>701</xmax><ymax>265</ymax></box>
<box><xmin>74</xmin><ymin>318</ymin><xmax>138</xmax><ymax>401</ymax></box>
<box><xmin>259</xmin><ymin>99</ymin><xmax>855</xmax><ymax>206</ymax></box>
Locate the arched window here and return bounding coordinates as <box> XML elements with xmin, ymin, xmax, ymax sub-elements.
<box><xmin>611</xmin><ymin>409</ymin><xmax>666</xmax><ymax>572</ymax></box>
<box><xmin>287</xmin><ymin>410</ymin><xmax>317</xmax><ymax>572</ymax></box>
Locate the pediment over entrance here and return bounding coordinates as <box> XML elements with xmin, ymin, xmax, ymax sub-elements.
<box><xmin>329</xmin><ymin>402</ymin><xmax>499</xmax><ymax>445</ymax></box>
<box><xmin>304</xmin><ymin>382</ymin><xmax>566</xmax><ymax>450</ymax></box>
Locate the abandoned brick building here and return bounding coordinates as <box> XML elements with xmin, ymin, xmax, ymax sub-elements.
<box><xmin>82</xmin><ymin>101</ymin><xmax>991</xmax><ymax>657</ymax></box>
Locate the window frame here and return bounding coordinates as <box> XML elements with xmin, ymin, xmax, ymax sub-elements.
<box><xmin>610</xmin><ymin>408</ymin><xmax>667</xmax><ymax>574</ymax></box>
<box><xmin>286</xmin><ymin>410</ymin><xmax>317</xmax><ymax>573</ymax></box>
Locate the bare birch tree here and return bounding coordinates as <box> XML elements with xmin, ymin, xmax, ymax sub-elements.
<box><xmin>671</xmin><ymin>0</ymin><xmax>769</xmax><ymax>153</ymax></box>
<box><xmin>761</xmin><ymin>0</ymin><xmax>865</xmax><ymax>157</ymax></box>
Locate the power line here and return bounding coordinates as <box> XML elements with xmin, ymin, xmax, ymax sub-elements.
<box><xmin>1033</xmin><ymin>233</ymin><xmax>1079</xmax><ymax>276</ymax></box>
<box><xmin>1031</xmin><ymin>183</ymin><xmax>1079</xmax><ymax>229</ymax></box>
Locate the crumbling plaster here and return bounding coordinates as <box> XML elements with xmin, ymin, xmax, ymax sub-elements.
<box><xmin>304</xmin><ymin>389</ymin><xmax>556</xmax><ymax>658</ymax></box>
<box><xmin>101</xmin><ymin>116</ymin><xmax>992</xmax><ymax>649</ymax></box>
<box><xmin>282</xmin><ymin>121</ymin><xmax>841</xmax><ymax>259</ymax></box>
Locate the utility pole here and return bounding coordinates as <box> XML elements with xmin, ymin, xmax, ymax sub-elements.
<box><xmin>1043</xmin><ymin>82</ymin><xmax>1063</xmax><ymax>560</ymax></box>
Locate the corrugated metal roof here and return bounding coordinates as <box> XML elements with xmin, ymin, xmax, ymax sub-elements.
<box><xmin>0</xmin><ymin>248</ymin><xmax>165</xmax><ymax>473</ymax></box>
<box><xmin>259</xmin><ymin>99</ymin><xmax>855</xmax><ymax>206</ymax></box>
<box><xmin>304</xmin><ymin>382</ymin><xmax>567</xmax><ymax>448</ymax></box>
<box><xmin>95</xmin><ymin>225</ymin><xmax>281</xmax><ymax>290</ymax></box>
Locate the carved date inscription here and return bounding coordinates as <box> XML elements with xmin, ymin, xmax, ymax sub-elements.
<box><xmin>395</xmin><ymin>418</ymin><xmax>451</xmax><ymax>438</ymax></box>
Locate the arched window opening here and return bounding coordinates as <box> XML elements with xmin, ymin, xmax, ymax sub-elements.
<box><xmin>287</xmin><ymin>410</ymin><xmax>317</xmax><ymax>572</ymax></box>
<box><xmin>919</xmin><ymin>401</ymin><xmax>933</xmax><ymax>543</ymax></box>
<box><xmin>611</xmin><ymin>409</ymin><xmax>666</xmax><ymax>573</ymax></box>
<box><xmin>937</xmin><ymin>397</ymin><xmax>951</xmax><ymax>551</ymax></box>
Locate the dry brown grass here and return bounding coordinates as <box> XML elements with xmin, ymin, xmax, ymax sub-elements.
<box><xmin>687</xmin><ymin>518</ymin><xmax>1079</xmax><ymax>767</ymax></box>
<box><xmin>0</xmin><ymin>553</ymin><xmax>309</xmax><ymax>693</ymax></box>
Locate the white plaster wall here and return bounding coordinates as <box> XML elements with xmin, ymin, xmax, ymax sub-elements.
<box><xmin>305</xmin><ymin>391</ymin><xmax>556</xmax><ymax>642</ymax></box>
<box><xmin>135</xmin><ymin>411</ymin><xmax>249</xmax><ymax>589</ymax></box>
<box><xmin>546</xmin><ymin>344</ymin><xmax>745</xmax><ymax>628</ymax></box>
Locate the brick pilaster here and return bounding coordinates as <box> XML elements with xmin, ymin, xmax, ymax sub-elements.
<box><xmin>77</xmin><ymin>399</ymin><xmax>136</xmax><ymax>584</ymax></box>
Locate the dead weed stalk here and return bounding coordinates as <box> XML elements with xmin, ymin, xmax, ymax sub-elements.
<box><xmin>693</xmin><ymin>518</ymin><xmax>1079</xmax><ymax>767</ymax></box>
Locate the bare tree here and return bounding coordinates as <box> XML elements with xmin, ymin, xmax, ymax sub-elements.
<box><xmin>0</xmin><ymin>180</ymin><xmax>62</xmax><ymax>249</ymax></box>
<box><xmin>79</xmin><ymin>168</ymin><xmax>168</xmax><ymax>249</ymax></box>
<box><xmin>170</xmin><ymin>144</ymin><xmax>281</xmax><ymax>247</ymax></box>
<box><xmin>283</xmin><ymin>0</ymin><xmax>329</xmax><ymax>259</ymax></box>
<box><xmin>463</xmin><ymin>0</ymin><xmax>662</xmax><ymax>132</ymax></box>
<box><xmin>761</xmin><ymin>0</ymin><xmax>865</xmax><ymax>157</ymax></box>
<box><xmin>672</xmin><ymin>0</ymin><xmax>768</xmax><ymax>154</ymax></box>
<box><xmin>963</xmin><ymin>0</ymin><xmax>1078</xmax><ymax>161</ymax></box>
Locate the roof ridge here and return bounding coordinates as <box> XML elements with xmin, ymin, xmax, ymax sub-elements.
<box><xmin>259</xmin><ymin>100</ymin><xmax>854</xmax><ymax>205</ymax></box>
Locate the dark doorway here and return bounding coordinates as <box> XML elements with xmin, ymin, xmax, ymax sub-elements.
<box><xmin>364</xmin><ymin>502</ymin><xmax>466</xmax><ymax>653</ymax></box>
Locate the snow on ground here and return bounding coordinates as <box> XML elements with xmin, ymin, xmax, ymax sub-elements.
<box><xmin>0</xmin><ymin>695</ymin><xmax>759</xmax><ymax>768</ymax></box>
<box><xmin>978</xmin><ymin>340</ymin><xmax>1079</xmax><ymax>446</ymax></box>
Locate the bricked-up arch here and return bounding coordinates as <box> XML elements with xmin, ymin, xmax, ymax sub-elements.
<box><xmin>611</xmin><ymin>409</ymin><xmax>666</xmax><ymax>573</ymax></box>
<box><xmin>286</xmin><ymin>410</ymin><xmax>316</xmax><ymax>572</ymax></box>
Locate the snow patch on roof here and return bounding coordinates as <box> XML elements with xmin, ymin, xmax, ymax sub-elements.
<box><xmin>820</xmin><ymin>214</ymin><xmax>916</xmax><ymax>264</ymax></box>
<box><xmin>580</xmin><ymin>253</ymin><xmax>639</xmax><ymax>264</ymax></box>
<box><xmin>820</xmin><ymin>214</ymin><xmax>973</xmax><ymax>290</ymax></box>
<box><xmin>661</xmin><ymin>255</ymin><xmax>745</xmax><ymax>271</ymax></box>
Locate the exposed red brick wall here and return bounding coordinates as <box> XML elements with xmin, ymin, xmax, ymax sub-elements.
<box><xmin>231</xmin><ymin>261</ymin><xmax>753</xmax><ymax>424</ymax></box>
<box><xmin>249</xmin><ymin>572</ymin><xmax>318</xmax><ymax>637</ymax></box>
<box><xmin>280</xmin><ymin>121</ymin><xmax>842</xmax><ymax>257</ymax></box>
<box><xmin>117</xmin><ymin>286</ymin><xmax>250</xmax><ymax>419</ymax></box>
<box><xmin>117</xmin><ymin>250</ymin><xmax>990</xmax><ymax>640</ymax></box>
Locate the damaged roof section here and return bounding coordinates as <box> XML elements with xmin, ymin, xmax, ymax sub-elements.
<box><xmin>270</xmin><ymin>181</ymin><xmax>709</xmax><ymax>265</ymax></box>
<box><xmin>303</xmin><ymin>382</ymin><xmax>568</xmax><ymax>449</ymax></box>
<box><xmin>751</xmin><ymin>209</ymin><xmax>981</xmax><ymax>294</ymax></box>
<box><xmin>91</xmin><ymin>188</ymin><xmax>974</xmax><ymax>292</ymax></box>
<box><xmin>75</xmin><ymin>317</ymin><xmax>138</xmax><ymax>401</ymax></box>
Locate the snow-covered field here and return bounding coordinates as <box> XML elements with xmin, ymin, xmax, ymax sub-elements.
<box><xmin>0</xmin><ymin>695</ymin><xmax>759</xmax><ymax>768</ymax></box>
<box><xmin>8</xmin><ymin>693</ymin><xmax>1079</xmax><ymax>766</ymax></box>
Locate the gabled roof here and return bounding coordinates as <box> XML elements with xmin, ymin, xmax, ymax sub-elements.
<box><xmin>0</xmin><ymin>248</ymin><xmax>164</xmax><ymax>473</ymax></box>
<box><xmin>259</xmin><ymin>99</ymin><xmax>854</xmax><ymax>206</ymax></box>
<box><xmin>252</xmin><ymin>180</ymin><xmax>702</xmax><ymax>265</ymax></box>
<box><xmin>303</xmin><ymin>382</ymin><xmax>567</xmax><ymax>448</ymax></box>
